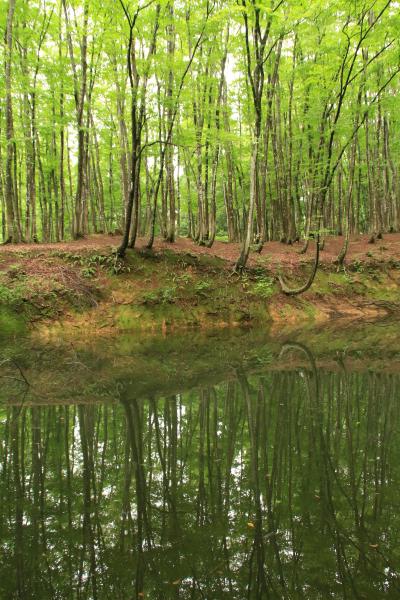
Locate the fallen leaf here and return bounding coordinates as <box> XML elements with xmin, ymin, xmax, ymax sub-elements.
<box><xmin>247</xmin><ymin>522</ymin><xmax>255</xmax><ymax>528</ymax></box>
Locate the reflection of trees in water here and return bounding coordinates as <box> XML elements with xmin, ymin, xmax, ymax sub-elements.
<box><xmin>0</xmin><ymin>360</ymin><xmax>399</xmax><ymax>599</ymax></box>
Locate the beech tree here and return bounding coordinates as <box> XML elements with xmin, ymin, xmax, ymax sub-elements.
<box><xmin>0</xmin><ymin>0</ymin><xmax>399</xmax><ymax>291</ymax></box>
<box><xmin>235</xmin><ymin>0</ymin><xmax>284</xmax><ymax>270</ymax></box>
<box><xmin>4</xmin><ymin>0</ymin><xmax>20</xmax><ymax>243</ymax></box>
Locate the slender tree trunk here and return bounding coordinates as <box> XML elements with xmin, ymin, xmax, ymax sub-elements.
<box><xmin>4</xmin><ymin>0</ymin><xmax>20</xmax><ymax>243</ymax></box>
<box><xmin>166</xmin><ymin>3</ymin><xmax>176</xmax><ymax>243</ymax></box>
<box><xmin>63</xmin><ymin>0</ymin><xmax>89</xmax><ymax>239</ymax></box>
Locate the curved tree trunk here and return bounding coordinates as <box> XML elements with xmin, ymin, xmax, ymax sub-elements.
<box><xmin>278</xmin><ymin>233</ymin><xmax>320</xmax><ymax>295</ymax></box>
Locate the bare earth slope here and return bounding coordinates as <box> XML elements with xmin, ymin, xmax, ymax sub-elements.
<box><xmin>1</xmin><ymin>233</ymin><xmax>400</xmax><ymax>331</ymax></box>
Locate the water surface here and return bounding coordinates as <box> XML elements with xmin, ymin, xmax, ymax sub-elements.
<box><xmin>1</xmin><ymin>326</ymin><xmax>399</xmax><ymax>599</ymax></box>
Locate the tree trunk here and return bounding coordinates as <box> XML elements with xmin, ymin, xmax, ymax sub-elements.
<box><xmin>4</xmin><ymin>0</ymin><xmax>20</xmax><ymax>243</ymax></box>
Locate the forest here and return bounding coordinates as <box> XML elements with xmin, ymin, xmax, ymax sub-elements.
<box><xmin>1</xmin><ymin>0</ymin><xmax>399</xmax><ymax>279</ymax></box>
<box><xmin>2</xmin><ymin>3</ymin><xmax>400</xmax><ymax>597</ymax></box>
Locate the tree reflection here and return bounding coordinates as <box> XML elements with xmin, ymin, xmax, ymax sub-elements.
<box><xmin>0</xmin><ymin>353</ymin><xmax>399</xmax><ymax>598</ymax></box>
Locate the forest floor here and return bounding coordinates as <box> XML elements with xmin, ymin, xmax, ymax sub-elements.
<box><xmin>1</xmin><ymin>232</ymin><xmax>400</xmax><ymax>336</ymax></box>
<box><xmin>2</xmin><ymin>232</ymin><xmax>400</xmax><ymax>268</ymax></box>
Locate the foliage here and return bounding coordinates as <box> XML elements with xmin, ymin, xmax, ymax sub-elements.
<box><xmin>141</xmin><ymin>285</ymin><xmax>178</xmax><ymax>305</ymax></box>
<box><xmin>250</xmin><ymin>275</ymin><xmax>275</xmax><ymax>300</ymax></box>
<box><xmin>53</xmin><ymin>251</ymin><xmax>130</xmax><ymax>275</ymax></box>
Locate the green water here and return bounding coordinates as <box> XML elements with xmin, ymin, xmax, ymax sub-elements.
<box><xmin>1</xmin><ymin>326</ymin><xmax>400</xmax><ymax>599</ymax></box>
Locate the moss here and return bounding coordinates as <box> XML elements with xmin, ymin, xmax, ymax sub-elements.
<box><xmin>0</xmin><ymin>308</ymin><xmax>25</xmax><ymax>337</ymax></box>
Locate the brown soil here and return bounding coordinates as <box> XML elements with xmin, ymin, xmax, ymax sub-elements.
<box><xmin>1</xmin><ymin>232</ymin><xmax>400</xmax><ymax>269</ymax></box>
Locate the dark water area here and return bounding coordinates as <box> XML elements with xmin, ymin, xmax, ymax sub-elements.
<box><xmin>1</xmin><ymin>325</ymin><xmax>400</xmax><ymax>598</ymax></box>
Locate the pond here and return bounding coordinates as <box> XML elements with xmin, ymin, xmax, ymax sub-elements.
<box><xmin>0</xmin><ymin>324</ymin><xmax>399</xmax><ymax>598</ymax></box>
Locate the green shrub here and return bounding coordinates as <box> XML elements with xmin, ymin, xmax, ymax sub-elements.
<box><xmin>194</xmin><ymin>280</ymin><xmax>212</xmax><ymax>294</ymax></box>
<box><xmin>251</xmin><ymin>276</ymin><xmax>274</xmax><ymax>299</ymax></box>
<box><xmin>141</xmin><ymin>285</ymin><xmax>177</xmax><ymax>305</ymax></box>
